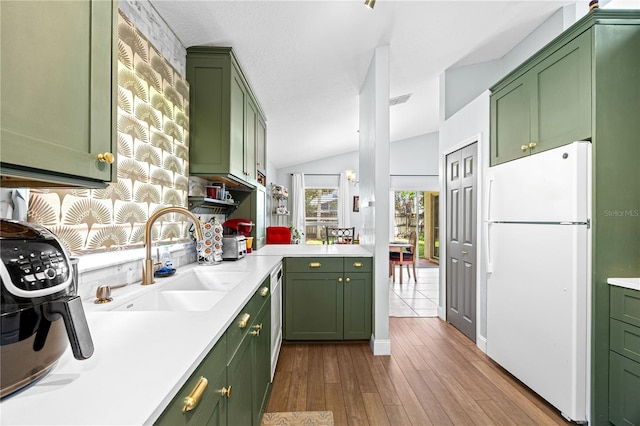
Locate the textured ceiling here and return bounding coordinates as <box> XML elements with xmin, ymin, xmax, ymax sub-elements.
<box><xmin>150</xmin><ymin>0</ymin><xmax>584</xmax><ymax>169</ymax></box>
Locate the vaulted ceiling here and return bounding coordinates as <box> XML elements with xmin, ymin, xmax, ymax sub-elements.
<box><xmin>151</xmin><ymin>0</ymin><xmax>587</xmax><ymax>169</ymax></box>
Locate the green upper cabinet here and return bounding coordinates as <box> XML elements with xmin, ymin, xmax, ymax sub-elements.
<box><xmin>256</xmin><ymin>116</ymin><xmax>267</xmax><ymax>183</ymax></box>
<box><xmin>491</xmin><ymin>29</ymin><xmax>592</xmax><ymax>166</ymax></box>
<box><xmin>186</xmin><ymin>47</ymin><xmax>266</xmax><ymax>187</ymax></box>
<box><xmin>0</xmin><ymin>0</ymin><xmax>116</xmax><ymax>187</ymax></box>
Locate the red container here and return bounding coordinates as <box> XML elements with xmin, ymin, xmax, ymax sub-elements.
<box><xmin>223</xmin><ymin>218</ymin><xmax>253</xmax><ymax>237</ymax></box>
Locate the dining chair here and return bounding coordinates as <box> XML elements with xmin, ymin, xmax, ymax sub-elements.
<box><xmin>324</xmin><ymin>227</ymin><xmax>355</xmax><ymax>244</ymax></box>
<box><xmin>389</xmin><ymin>231</ymin><xmax>417</xmax><ymax>284</ymax></box>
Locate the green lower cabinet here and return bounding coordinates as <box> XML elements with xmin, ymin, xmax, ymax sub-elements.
<box><xmin>284</xmin><ymin>257</ymin><xmax>371</xmax><ymax>341</ymax></box>
<box><xmin>227</xmin><ymin>332</ymin><xmax>254</xmax><ymax>426</ymax></box>
<box><xmin>156</xmin><ymin>280</ymin><xmax>272</xmax><ymax>426</ymax></box>
<box><xmin>155</xmin><ymin>335</ymin><xmax>227</xmax><ymax>426</ymax></box>
<box><xmin>253</xmin><ymin>299</ymin><xmax>272</xmax><ymax>421</ymax></box>
<box><xmin>609</xmin><ymin>351</ymin><xmax>640</xmax><ymax>426</ymax></box>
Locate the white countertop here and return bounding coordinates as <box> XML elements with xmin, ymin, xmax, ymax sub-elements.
<box><xmin>0</xmin><ymin>255</ymin><xmax>282</xmax><ymax>426</ymax></box>
<box><xmin>254</xmin><ymin>244</ymin><xmax>372</xmax><ymax>257</ymax></box>
<box><xmin>0</xmin><ymin>244</ymin><xmax>370</xmax><ymax>425</ymax></box>
<box><xmin>608</xmin><ymin>277</ymin><xmax>640</xmax><ymax>291</ymax></box>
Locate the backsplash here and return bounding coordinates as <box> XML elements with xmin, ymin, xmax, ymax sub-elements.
<box><xmin>28</xmin><ymin>11</ymin><xmax>191</xmax><ymax>255</ymax></box>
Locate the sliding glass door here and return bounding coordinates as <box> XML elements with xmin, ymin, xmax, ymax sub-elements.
<box><xmin>392</xmin><ymin>191</ymin><xmax>439</xmax><ymax>263</ymax></box>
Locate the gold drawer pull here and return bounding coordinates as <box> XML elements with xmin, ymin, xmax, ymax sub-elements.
<box><xmin>309</xmin><ymin>262</ymin><xmax>321</xmax><ymax>268</ymax></box>
<box><xmin>251</xmin><ymin>323</ymin><xmax>263</xmax><ymax>336</ymax></box>
<box><xmin>353</xmin><ymin>262</ymin><xmax>363</xmax><ymax>268</ymax></box>
<box><xmin>96</xmin><ymin>152</ymin><xmax>114</xmax><ymax>164</ymax></box>
<box><xmin>238</xmin><ymin>313</ymin><xmax>251</xmax><ymax>329</ymax></box>
<box><xmin>183</xmin><ymin>376</ymin><xmax>208</xmax><ymax>413</ymax></box>
<box><xmin>221</xmin><ymin>386</ymin><xmax>232</xmax><ymax>398</ymax></box>
<box><xmin>259</xmin><ymin>286</ymin><xmax>269</xmax><ymax>297</ymax></box>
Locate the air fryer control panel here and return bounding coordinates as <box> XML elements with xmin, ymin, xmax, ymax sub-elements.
<box><xmin>1</xmin><ymin>241</ymin><xmax>71</xmax><ymax>292</ymax></box>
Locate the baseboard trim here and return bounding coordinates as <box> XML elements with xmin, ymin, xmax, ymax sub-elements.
<box><xmin>477</xmin><ymin>335</ymin><xmax>487</xmax><ymax>353</ymax></box>
<box><xmin>370</xmin><ymin>335</ymin><xmax>391</xmax><ymax>355</ymax></box>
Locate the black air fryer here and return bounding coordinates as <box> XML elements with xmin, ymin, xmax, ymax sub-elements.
<box><xmin>0</xmin><ymin>219</ymin><xmax>94</xmax><ymax>398</ymax></box>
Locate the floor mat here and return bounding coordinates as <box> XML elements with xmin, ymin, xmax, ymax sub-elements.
<box><xmin>261</xmin><ymin>411</ymin><xmax>334</xmax><ymax>425</ymax></box>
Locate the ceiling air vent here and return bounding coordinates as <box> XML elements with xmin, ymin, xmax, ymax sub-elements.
<box><xmin>389</xmin><ymin>94</ymin><xmax>411</xmax><ymax>106</ymax></box>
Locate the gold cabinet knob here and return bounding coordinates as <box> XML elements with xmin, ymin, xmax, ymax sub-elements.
<box><xmin>96</xmin><ymin>152</ymin><xmax>114</xmax><ymax>164</ymax></box>
<box><xmin>338</xmin><ymin>277</ymin><xmax>343</xmax><ymax>283</ymax></box>
<box><xmin>259</xmin><ymin>287</ymin><xmax>269</xmax><ymax>297</ymax></box>
<box><xmin>221</xmin><ymin>386</ymin><xmax>232</xmax><ymax>398</ymax></box>
<box><xmin>250</xmin><ymin>329</ymin><xmax>261</xmax><ymax>337</ymax></box>
<box><xmin>346</xmin><ymin>277</ymin><xmax>351</xmax><ymax>283</ymax></box>
<box><xmin>521</xmin><ymin>145</ymin><xmax>529</xmax><ymax>152</ymax></box>
<box><xmin>182</xmin><ymin>376</ymin><xmax>208</xmax><ymax>413</ymax></box>
<box><xmin>238</xmin><ymin>313</ymin><xmax>251</xmax><ymax>329</ymax></box>
<box><xmin>529</xmin><ymin>141</ymin><xmax>537</xmax><ymax>149</ymax></box>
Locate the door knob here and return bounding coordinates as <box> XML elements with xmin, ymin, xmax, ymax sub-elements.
<box><xmin>461</xmin><ymin>250</ymin><xmax>468</xmax><ymax>255</ymax></box>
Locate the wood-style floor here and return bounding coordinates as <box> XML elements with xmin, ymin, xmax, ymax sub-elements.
<box><xmin>267</xmin><ymin>317</ymin><xmax>571</xmax><ymax>425</ymax></box>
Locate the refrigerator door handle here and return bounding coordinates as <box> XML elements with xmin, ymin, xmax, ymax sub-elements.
<box><xmin>485</xmin><ymin>174</ymin><xmax>494</xmax><ymax>222</ymax></box>
<box><xmin>485</xmin><ymin>221</ymin><xmax>493</xmax><ymax>274</ymax></box>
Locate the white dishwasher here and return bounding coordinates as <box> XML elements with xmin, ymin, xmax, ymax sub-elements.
<box><xmin>270</xmin><ymin>262</ymin><xmax>283</xmax><ymax>380</ymax></box>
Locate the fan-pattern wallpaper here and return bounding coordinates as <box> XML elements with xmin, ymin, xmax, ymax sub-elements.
<box><xmin>28</xmin><ymin>12</ymin><xmax>191</xmax><ymax>254</ymax></box>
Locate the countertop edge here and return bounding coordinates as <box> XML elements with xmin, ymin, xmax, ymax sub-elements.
<box><xmin>607</xmin><ymin>277</ymin><xmax>640</xmax><ymax>292</ymax></box>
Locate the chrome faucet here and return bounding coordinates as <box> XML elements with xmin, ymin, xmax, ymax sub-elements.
<box><xmin>142</xmin><ymin>207</ymin><xmax>203</xmax><ymax>285</ymax></box>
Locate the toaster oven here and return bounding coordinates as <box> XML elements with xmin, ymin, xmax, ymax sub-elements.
<box><xmin>221</xmin><ymin>235</ymin><xmax>246</xmax><ymax>260</ymax></box>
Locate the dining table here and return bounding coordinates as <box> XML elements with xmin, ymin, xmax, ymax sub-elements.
<box><xmin>389</xmin><ymin>241</ymin><xmax>413</xmax><ymax>283</ymax></box>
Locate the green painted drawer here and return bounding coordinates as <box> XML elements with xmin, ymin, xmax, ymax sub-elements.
<box><xmin>611</xmin><ymin>285</ymin><xmax>640</xmax><ymax>328</ymax></box>
<box><xmin>610</xmin><ymin>351</ymin><xmax>640</xmax><ymax>426</ymax></box>
<box><xmin>611</xmin><ymin>318</ymin><xmax>640</xmax><ymax>364</ymax></box>
<box><xmin>285</xmin><ymin>257</ymin><xmax>343</xmax><ymax>273</ymax></box>
<box><xmin>155</xmin><ymin>334</ymin><xmax>227</xmax><ymax>425</ymax></box>
<box><xmin>227</xmin><ymin>279</ymin><xmax>270</xmax><ymax>362</ymax></box>
<box><xmin>343</xmin><ymin>257</ymin><xmax>372</xmax><ymax>273</ymax></box>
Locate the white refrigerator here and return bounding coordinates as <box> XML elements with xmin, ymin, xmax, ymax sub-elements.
<box><xmin>485</xmin><ymin>141</ymin><xmax>591</xmax><ymax>423</ymax></box>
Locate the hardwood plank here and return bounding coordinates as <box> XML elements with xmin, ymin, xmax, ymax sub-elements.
<box><xmin>286</xmin><ymin>344</ymin><xmax>309</xmax><ymax>411</ymax></box>
<box><xmin>383</xmin><ymin>405</ymin><xmax>412</xmax><ymax>426</ymax></box>
<box><xmin>276</xmin><ymin>343</ymin><xmax>296</xmax><ymax>372</ymax></box>
<box><xmin>436</xmin><ymin>373</ymin><xmax>496</xmax><ymax>426</ymax></box>
<box><xmin>380</xmin><ymin>347</ymin><xmax>438</xmax><ymax>425</ymax></box>
<box><xmin>307</xmin><ymin>344</ymin><xmax>326</xmax><ymax>411</ymax></box>
<box><xmin>360</xmin><ymin>347</ymin><xmax>402</xmax><ymax>406</ymax></box>
<box><xmin>336</xmin><ymin>345</ymin><xmax>370</xmax><ymax>425</ymax></box>
<box><xmin>362</xmin><ymin>393</ymin><xmax>391</xmax><ymax>426</ymax></box>
<box><xmin>348</xmin><ymin>344</ymin><xmax>379</xmax><ymax>393</ymax></box>
<box><xmin>266</xmin><ymin>370</ymin><xmax>291</xmax><ymax>412</ymax></box>
<box><xmin>325</xmin><ymin>382</ymin><xmax>349</xmax><ymax>426</ymax></box>
<box><xmin>479</xmin><ymin>399</ymin><xmax>519</xmax><ymax>426</ymax></box>
<box><xmin>472</xmin><ymin>361</ymin><xmax>566</xmax><ymax>424</ymax></box>
<box><xmin>417</xmin><ymin>369</ymin><xmax>477</xmax><ymax>425</ymax></box>
<box><xmin>323</xmin><ymin>344</ymin><xmax>341</xmax><ymax>384</ymax></box>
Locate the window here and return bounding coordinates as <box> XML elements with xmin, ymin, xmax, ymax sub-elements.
<box><xmin>304</xmin><ymin>188</ymin><xmax>338</xmax><ymax>244</ymax></box>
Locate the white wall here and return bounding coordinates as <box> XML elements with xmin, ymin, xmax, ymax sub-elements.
<box><xmin>359</xmin><ymin>45</ymin><xmax>391</xmax><ymax>356</ymax></box>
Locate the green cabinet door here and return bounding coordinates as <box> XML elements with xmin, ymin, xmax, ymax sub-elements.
<box><xmin>244</xmin><ymin>97</ymin><xmax>257</xmax><ymax>184</ymax></box>
<box><xmin>0</xmin><ymin>0</ymin><xmax>115</xmax><ymax>186</ymax></box>
<box><xmin>285</xmin><ymin>271</ymin><xmax>344</xmax><ymax>340</ymax></box>
<box><xmin>227</xmin><ymin>332</ymin><xmax>254</xmax><ymax>426</ymax></box>
<box><xmin>343</xmin><ymin>272</ymin><xmax>372</xmax><ymax>340</ymax></box>
<box><xmin>256</xmin><ymin>116</ymin><xmax>267</xmax><ymax>178</ymax></box>
<box><xmin>186</xmin><ymin>47</ymin><xmax>265</xmax><ymax>187</ymax></box>
<box><xmin>490</xmin><ymin>76</ymin><xmax>532</xmax><ymax>165</ymax></box>
<box><xmin>155</xmin><ymin>335</ymin><xmax>227</xmax><ymax>426</ymax></box>
<box><xmin>610</xmin><ymin>351</ymin><xmax>640</xmax><ymax>426</ymax></box>
<box><xmin>230</xmin><ymin>71</ymin><xmax>247</xmax><ymax>181</ymax></box>
<box><xmin>490</xmin><ymin>30</ymin><xmax>592</xmax><ymax>166</ymax></box>
<box><xmin>253</xmin><ymin>298</ymin><xmax>272</xmax><ymax>423</ymax></box>
<box><xmin>530</xmin><ymin>29</ymin><xmax>592</xmax><ymax>155</ymax></box>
